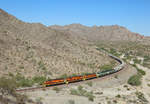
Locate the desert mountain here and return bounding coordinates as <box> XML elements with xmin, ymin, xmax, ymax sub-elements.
<box><xmin>0</xmin><ymin>9</ymin><xmax>113</xmax><ymax>78</ymax></box>
<box><xmin>50</xmin><ymin>24</ymin><xmax>146</xmax><ymax>42</ymax></box>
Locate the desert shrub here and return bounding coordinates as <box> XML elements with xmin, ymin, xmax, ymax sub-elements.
<box><xmin>17</xmin><ymin>78</ymin><xmax>33</xmax><ymax>87</ymax></box>
<box><xmin>85</xmin><ymin>91</ymin><xmax>94</xmax><ymax>102</ymax></box>
<box><xmin>88</xmin><ymin>95</ymin><xmax>94</xmax><ymax>101</ymax></box>
<box><xmin>70</xmin><ymin>88</ymin><xmax>79</xmax><ymax>95</ymax></box>
<box><xmin>128</xmin><ymin>74</ymin><xmax>141</xmax><ymax>86</ymax></box>
<box><xmin>14</xmin><ymin>73</ymin><xmax>33</xmax><ymax>87</ymax></box>
<box><xmin>137</xmin><ymin>68</ymin><xmax>146</xmax><ymax>75</ymax></box>
<box><xmin>133</xmin><ymin>58</ymin><xmax>141</xmax><ymax>64</ymax></box>
<box><xmin>19</xmin><ymin>65</ymin><xmax>24</xmax><ymax>69</ymax></box>
<box><xmin>86</xmin><ymin>81</ymin><xmax>93</xmax><ymax>87</ymax></box>
<box><xmin>78</xmin><ymin>85</ymin><xmax>83</xmax><ymax>91</ymax></box>
<box><xmin>116</xmin><ymin>94</ymin><xmax>121</xmax><ymax>98</ymax></box>
<box><xmin>132</xmin><ymin>64</ymin><xmax>137</xmax><ymax>68</ymax></box>
<box><xmin>68</xmin><ymin>100</ymin><xmax>75</xmax><ymax>104</ymax></box>
<box><xmin>135</xmin><ymin>92</ymin><xmax>148</xmax><ymax>103</ymax></box>
<box><xmin>123</xmin><ymin>85</ymin><xmax>128</xmax><ymax>88</ymax></box>
<box><xmin>144</xmin><ymin>55</ymin><xmax>150</xmax><ymax>62</ymax></box>
<box><xmin>132</xmin><ymin>64</ymin><xmax>146</xmax><ymax>76</ymax></box>
<box><xmin>147</xmin><ymin>84</ymin><xmax>150</xmax><ymax>87</ymax></box>
<box><xmin>8</xmin><ymin>72</ymin><xmax>14</xmax><ymax>77</ymax></box>
<box><xmin>38</xmin><ymin>61</ymin><xmax>46</xmax><ymax>70</ymax></box>
<box><xmin>0</xmin><ymin>77</ymin><xmax>17</xmax><ymax>95</ymax></box>
<box><xmin>52</xmin><ymin>87</ymin><xmax>60</xmax><ymax>93</ymax></box>
<box><xmin>113</xmin><ymin>100</ymin><xmax>117</xmax><ymax>103</ymax></box>
<box><xmin>32</xmin><ymin>76</ymin><xmax>46</xmax><ymax>84</ymax></box>
<box><xmin>70</xmin><ymin>86</ymin><xmax>94</xmax><ymax>101</ymax></box>
<box><xmin>114</xmin><ymin>75</ymin><xmax>118</xmax><ymax>79</ymax></box>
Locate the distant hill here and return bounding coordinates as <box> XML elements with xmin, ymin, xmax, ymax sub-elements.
<box><xmin>50</xmin><ymin>24</ymin><xmax>146</xmax><ymax>42</ymax></box>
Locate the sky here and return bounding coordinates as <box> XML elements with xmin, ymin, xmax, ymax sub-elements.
<box><xmin>0</xmin><ymin>0</ymin><xmax>150</xmax><ymax>36</ymax></box>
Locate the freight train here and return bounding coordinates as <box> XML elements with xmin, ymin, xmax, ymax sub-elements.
<box><xmin>43</xmin><ymin>52</ymin><xmax>125</xmax><ymax>87</ymax></box>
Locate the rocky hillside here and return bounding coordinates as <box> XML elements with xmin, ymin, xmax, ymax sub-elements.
<box><xmin>0</xmin><ymin>9</ymin><xmax>113</xmax><ymax>78</ymax></box>
<box><xmin>50</xmin><ymin>24</ymin><xmax>146</xmax><ymax>42</ymax></box>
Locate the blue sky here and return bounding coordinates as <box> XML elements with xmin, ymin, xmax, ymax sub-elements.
<box><xmin>0</xmin><ymin>0</ymin><xmax>150</xmax><ymax>36</ymax></box>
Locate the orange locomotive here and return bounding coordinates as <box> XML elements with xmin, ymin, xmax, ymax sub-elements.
<box><xmin>43</xmin><ymin>78</ymin><xmax>64</xmax><ymax>87</ymax></box>
<box><xmin>43</xmin><ymin>73</ymin><xmax>97</xmax><ymax>87</ymax></box>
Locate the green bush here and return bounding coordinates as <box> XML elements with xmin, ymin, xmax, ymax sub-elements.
<box><xmin>0</xmin><ymin>77</ymin><xmax>17</xmax><ymax>95</ymax></box>
<box><xmin>14</xmin><ymin>73</ymin><xmax>33</xmax><ymax>87</ymax></box>
<box><xmin>136</xmin><ymin>92</ymin><xmax>148</xmax><ymax>103</ymax></box>
<box><xmin>133</xmin><ymin>58</ymin><xmax>141</xmax><ymax>64</ymax></box>
<box><xmin>132</xmin><ymin>64</ymin><xmax>146</xmax><ymax>76</ymax></box>
<box><xmin>38</xmin><ymin>61</ymin><xmax>46</xmax><ymax>70</ymax></box>
<box><xmin>116</xmin><ymin>94</ymin><xmax>121</xmax><ymax>98</ymax></box>
<box><xmin>70</xmin><ymin>86</ymin><xmax>94</xmax><ymax>101</ymax></box>
<box><xmin>137</xmin><ymin>69</ymin><xmax>146</xmax><ymax>75</ymax></box>
<box><xmin>86</xmin><ymin>81</ymin><xmax>93</xmax><ymax>87</ymax></box>
<box><xmin>88</xmin><ymin>95</ymin><xmax>94</xmax><ymax>102</ymax></box>
<box><xmin>32</xmin><ymin>76</ymin><xmax>46</xmax><ymax>84</ymax></box>
<box><xmin>78</xmin><ymin>85</ymin><xmax>83</xmax><ymax>91</ymax></box>
<box><xmin>128</xmin><ymin>74</ymin><xmax>141</xmax><ymax>86</ymax></box>
<box><xmin>144</xmin><ymin>56</ymin><xmax>150</xmax><ymax>62</ymax></box>
<box><xmin>85</xmin><ymin>92</ymin><xmax>94</xmax><ymax>102</ymax></box>
<box><xmin>70</xmin><ymin>89</ymin><xmax>79</xmax><ymax>95</ymax></box>
<box><xmin>17</xmin><ymin>78</ymin><xmax>33</xmax><ymax>87</ymax></box>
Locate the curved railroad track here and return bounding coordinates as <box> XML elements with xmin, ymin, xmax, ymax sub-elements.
<box><xmin>16</xmin><ymin>48</ymin><xmax>125</xmax><ymax>92</ymax></box>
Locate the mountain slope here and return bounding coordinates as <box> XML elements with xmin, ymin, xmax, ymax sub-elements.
<box><xmin>0</xmin><ymin>9</ymin><xmax>112</xmax><ymax>78</ymax></box>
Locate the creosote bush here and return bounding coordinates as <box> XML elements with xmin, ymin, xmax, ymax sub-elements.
<box><xmin>128</xmin><ymin>74</ymin><xmax>141</xmax><ymax>86</ymax></box>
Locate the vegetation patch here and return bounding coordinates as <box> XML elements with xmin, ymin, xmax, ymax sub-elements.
<box><xmin>8</xmin><ymin>73</ymin><xmax>47</xmax><ymax>87</ymax></box>
<box><xmin>100</xmin><ymin>64</ymin><xmax>113</xmax><ymax>71</ymax></box>
<box><xmin>32</xmin><ymin>76</ymin><xmax>47</xmax><ymax>85</ymax></box>
<box><xmin>70</xmin><ymin>85</ymin><xmax>95</xmax><ymax>101</ymax></box>
<box><xmin>68</xmin><ymin>100</ymin><xmax>75</xmax><ymax>104</ymax></box>
<box><xmin>128</xmin><ymin>74</ymin><xmax>142</xmax><ymax>86</ymax></box>
<box><xmin>132</xmin><ymin>64</ymin><xmax>146</xmax><ymax>76</ymax></box>
<box><xmin>128</xmin><ymin>64</ymin><xmax>146</xmax><ymax>86</ymax></box>
<box><xmin>0</xmin><ymin>77</ymin><xmax>32</xmax><ymax>104</ymax></box>
<box><xmin>86</xmin><ymin>81</ymin><xmax>93</xmax><ymax>87</ymax></box>
<box><xmin>135</xmin><ymin>92</ymin><xmax>148</xmax><ymax>103</ymax></box>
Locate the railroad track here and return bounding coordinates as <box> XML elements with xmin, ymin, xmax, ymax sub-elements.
<box><xmin>16</xmin><ymin>48</ymin><xmax>125</xmax><ymax>92</ymax></box>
